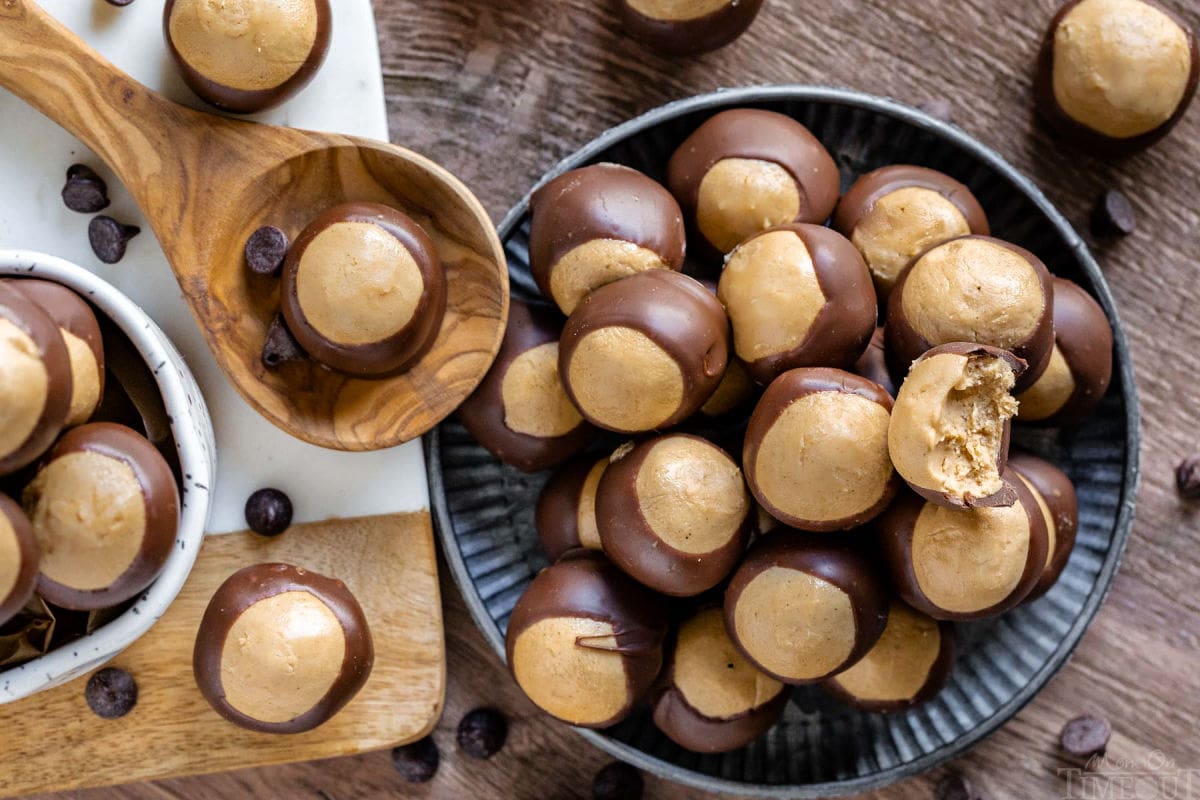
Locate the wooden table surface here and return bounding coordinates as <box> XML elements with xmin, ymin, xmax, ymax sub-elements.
<box><xmin>30</xmin><ymin>0</ymin><xmax>1200</xmax><ymax>798</ymax></box>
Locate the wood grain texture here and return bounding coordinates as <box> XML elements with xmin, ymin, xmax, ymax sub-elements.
<box><xmin>22</xmin><ymin>0</ymin><xmax>1200</xmax><ymax>797</ymax></box>
<box><xmin>0</xmin><ymin>0</ymin><xmax>508</xmax><ymax>452</ymax></box>
<box><xmin>0</xmin><ymin>512</ymin><xmax>445</xmax><ymax>798</ymax></box>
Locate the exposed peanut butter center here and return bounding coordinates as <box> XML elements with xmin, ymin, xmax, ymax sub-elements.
<box><xmin>719</xmin><ymin>230</ymin><xmax>825</xmax><ymax>362</ymax></box>
<box><xmin>902</xmin><ymin>239</ymin><xmax>1045</xmax><ymax>349</ymax></box>
<box><xmin>62</xmin><ymin>330</ymin><xmax>102</xmax><ymax>428</ymax></box>
<box><xmin>549</xmin><ymin>239</ymin><xmax>668</xmax><ymax>315</ymax></box>
<box><xmin>701</xmin><ymin>359</ymin><xmax>753</xmax><ymax>416</ymax></box>
<box><xmin>1052</xmin><ymin>0</ymin><xmax>1192</xmax><ymax>139</ymax></box>
<box><xmin>168</xmin><ymin>0</ymin><xmax>320</xmax><ymax>92</ymax></box>
<box><xmin>0</xmin><ymin>319</ymin><xmax>49</xmax><ymax>460</ymax></box>
<box><xmin>831</xmin><ymin>603</ymin><xmax>941</xmax><ymax>702</ymax></box>
<box><xmin>296</xmin><ymin>221</ymin><xmax>425</xmax><ymax>346</ymax></box>
<box><xmin>889</xmin><ymin>352</ymin><xmax>1019</xmax><ymax>501</ymax></box>
<box><xmin>911</xmin><ymin>501</ymin><xmax>1031</xmax><ymax>613</ymax></box>
<box><xmin>1016</xmin><ymin>345</ymin><xmax>1075</xmax><ymax>421</ymax></box>
<box><xmin>576</xmin><ymin>460</ymin><xmax>608</xmax><ymax>551</ymax></box>
<box><xmin>1016</xmin><ymin>473</ymin><xmax>1057</xmax><ymax>572</ymax></box>
<box><xmin>754</xmin><ymin>392</ymin><xmax>893</xmax><ymax>524</ymax></box>
<box><xmin>850</xmin><ymin>187</ymin><xmax>971</xmax><ymax>293</ymax></box>
<box><xmin>220</xmin><ymin>591</ymin><xmax>347</xmax><ymax>724</ymax></box>
<box><xmin>567</xmin><ymin>327</ymin><xmax>684</xmax><ymax>431</ymax></box>
<box><xmin>501</xmin><ymin>343</ymin><xmax>583</xmax><ymax>438</ymax></box>
<box><xmin>673</xmin><ymin>608</ymin><xmax>783</xmax><ymax>719</ymax></box>
<box><xmin>25</xmin><ymin>451</ymin><xmax>146</xmax><ymax>591</ymax></box>
<box><xmin>511</xmin><ymin>617</ymin><xmax>630</xmax><ymax>726</ymax></box>
<box><xmin>697</xmin><ymin>159</ymin><xmax>802</xmax><ymax>253</ymax></box>
<box><xmin>733</xmin><ymin>566</ymin><xmax>857</xmax><ymax>681</ymax></box>
<box><xmin>626</xmin><ymin>0</ymin><xmax>730</xmax><ymax>21</ymax></box>
<box><xmin>0</xmin><ymin>515</ymin><xmax>20</xmax><ymax>600</ymax></box>
<box><xmin>635</xmin><ymin>437</ymin><xmax>749</xmax><ymax>554</ymax></box>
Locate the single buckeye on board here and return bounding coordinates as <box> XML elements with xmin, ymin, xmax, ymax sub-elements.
<box><xmin>615</xmin><ymin>0</ymin><xmax>766</xmax><ymax>57</ymax></box>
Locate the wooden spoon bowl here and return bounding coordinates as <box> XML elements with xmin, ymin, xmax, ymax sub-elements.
<box><xmin>0</xmin><ymin>0</ymin><xmax>508</xmax><ymax>451</ymax></box>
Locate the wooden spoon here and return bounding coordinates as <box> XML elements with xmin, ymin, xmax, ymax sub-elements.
<box><xmin>0</xmin><ymin>0</ymin><xmax>508</xmax><ymax>451</ymax></box>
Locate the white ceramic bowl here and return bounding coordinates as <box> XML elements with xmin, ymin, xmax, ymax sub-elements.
<box><xmin>0</xmin><ymin>250</ymin><xmax>215</xmax><ymax>703</ymax></box>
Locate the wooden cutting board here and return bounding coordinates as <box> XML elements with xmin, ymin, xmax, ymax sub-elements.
<box><xmin>0</xmin><ymin>512</ymin><xmax>444</xmax><ymax>797</ymax></box>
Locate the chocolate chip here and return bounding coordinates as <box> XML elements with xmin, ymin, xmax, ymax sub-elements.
<box><xmin>245</xmin><ymin>488</ymin><xmax>293</xmax><ymax>537</ymax></box>
<box><xmin>593</xmin><ymin>762</ymin><xmax>644</xmax><ymax>800</ymax></box>
<box><xmin>1060</xmin><ymin>714</ymin><xmax>1111</xmax><ymax>764</ymax></box>
<box><xmin>245</xmin><ymin>226</ymin><xmax>290</xmax><ymax>277</ymax></box>
<box><xmin>917</xmin><ymin>98</ymin><xmax>955</xmax><ymax>125</ymax></box>
<box><xmin>934</xmin><ymin>773</ymin><xmax>975</xmax><ymax>800</ymax></box>
<box><xmin>85</xmin><ymin>667</ymin><xmax>138</xmax><ymax>719</ymax></box>
<box><xmin>391</xmin><ymin>736</ymin><xmax>439</xmax><ymax>783</ymax></box>
<box><xmin>1176</xmin><ymin>455</ymin><xmax>1200</xmax><ymax>499</ymax></box>
<box><xmin>457</xmin><ymin>707</ymin><xmax>507</xmax><ymax>760</ymax></box>
<box><xmin>261</xmin><ymin>314</ymin><xmax>306</xmax><ymax>368</ymax></box>
<box><xmin>1091</xmin><ymin>190</ymin><xmax>1136</xmax><ymax>237</ymax></box>
<box><xmin>88</xmin><ymin>216</ymin><xmax>141</xmax><ymax>264</ymax></box>
<box><xmin>62</xmin><ymin>164</ymin><xmax>110</xmax><ymax>213</ymax></box>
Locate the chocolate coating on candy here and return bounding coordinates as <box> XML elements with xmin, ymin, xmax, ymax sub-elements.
<box><xmin>23</xmin><ymin>423</ymin><xmax>179</xmax><ymax>611</ymax></box>
<box><xmin>617</xmin><ymin>0</ymin><xmax>765</xmax><ymax>57</ymax></box>
<box><xmin>1009</xmin><ymin>453</ymin><xmax>1079</xmax><ymax>600</ymax></box>
<box><xmin>878</xmin><ymin>476</ymin><xmax>1050</xmax><ymax>620</ymax></box>
<box><xmin>596</xmin><ymin>434</ymin><xmax>751</xmax><ymax>596</ymax></box>
<box><xmin>529</xmin><ymin>163</ymin><xmax>685</xmax><ymax>315</ymax></box>
<box><xmin>0</xmin><ymin>282</ymin><xmax>72</xmax><ymax>477</ymax></box>
<box><xmin>667</xmin><ymin>110</ymin><xmax>840</xmax><ymax>259</ymax></box>
<box><xmin>164</xmin><ymin>0</ymin><xmax>332</xmax><ymax>114</ymax></box>
<box><xmin>458</xmin><ymin>302</ymin><xmax>595</xmax><ymax>473</ymax></box>
<box><xmin>0</xmin><ymin>493</ymin><xmax>39</xmax><ymax>627</ymax></box>
<box><xmin>724</xmin><ymin>533</ymin><xmax>889</xmax><ymax>685</ymax></box>
<box><xmin>505</xmin><ymin>551</ymin><xmax>667</xmax><ymax>728</ymax></box>
<box><xmin>854</xmin><ymin>327</ymin><xmax>897</xmax><ymax>397</ymax></box>
<box><xmin>281</xmin><ymin>202</ymin><xmax>446</xmax><ymax>378</ymax></box>
<box><xmin>743</xmin><ymin>368</ymin><xmax>897</xmax><ymax>532</ymax></box>
<box><xmin>1017</xmin><ymin>278</ymin><xmax>1113</xmax><ymax>426</ymax></box>
<box><xmin>833</xmin><ymin>165</ymin><xmax>989</xmax><ymax>298</ymax></box>
<box><xmin>1034</xmin><ymin>0</ymin><xmax>1198</xmax><ymax>153</ymax></box>
<box><xmin>535</xmin><ymin>456</ymin><xmax>608</xmax><ymax>561</ymax></box>
<box><xmin>650</xmin><ymin>606</ymin><xmax>789</xmax><ymax>753</ymax></box>
<box><xmin>559</xmin><ymin>270</ymin><xmax>729</xmax><ymax>433</ymax></box>
<box><xmin>194</xmin><ymin>563</ymin><xmax>373</xmax><ymax>733</ymax></box>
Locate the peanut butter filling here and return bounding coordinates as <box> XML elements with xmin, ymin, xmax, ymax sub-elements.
<box><xmin>576</xmin><ymin>460</ymin><xmax>607</xmax><ymax>550</ymax></box>
<box><xmin>549</xmin><ymin>239</ymin><xmax>668</xmax><ymax>315</ymax></box>
<box><xmin>501</xmin><ymin>343</ymin><xmax>584</xmax><ymax>438</ymax></box>
<box><xmin>0</xmin><ymin>515</ymin><xmax>20</xmax><ymax>600</ymax></box>
<box><xmin>626</xmin><ymin>0</ymin><xmax>730</xmax><ymax>21</ymax></box>
<box><xmin>1016</xmin><ymin>345</ymin><xmax>1075</xmax><ymax>421</ymax></box>
<box><xmin>511</xmin><ymin>617</ymin><xmax>631</xmax><ymax>726</ymax></box>
<box><xmin>831</xmin><ymin>603</ymin><xmax>941</xmax><ymax>702</ymax></box>
<box><xmin>169</xmin><ymin>0</ymin><xmax>320</xmax><ymax>92</ymax></box>
<box><xmin>0</xmin><ymin>320</ymin><xmax>49</xmax><ymax>460</ymax></box>
<box><xmin>673</xmin><ymin>608</ymin><xmax>783</xmax><ymax>719</ymax></box>
<box><xmin>850</xmin><ymin>187</ymin><xmax>971</xmax><ymax>293</ymax></box>
<box><xmin>636</xmin><ymin>437</ymin><xmax>749</xmax><ymax>554</ymax></box>
<box><xmin>62</xmin><ymin>330</ymin><xmax>102</xmax><ymax>428</ymax></box>
<box><xmin>567</xmin><ymin>327</ymin><xmax>684</xmax><ymax>431</ymax></box>
<box><xmin>697</xmin><ymin>159</ymin><xmax>802</xmax><ymax>253</ymax></box>
<box><xmin>220</xmin><ymin>591</ymin><xmax>347</xmax><ymax>724</ymax></box>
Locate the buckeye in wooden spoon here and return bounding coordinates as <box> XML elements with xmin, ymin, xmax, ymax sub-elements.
<box><xmin>0</xmin><ymin>494</ymin><xmax>39</xmax><ymax>628</ymax></box>
<box><xmin>194</xmin><ymin>563</ymin><xmax>373</xmax><ymax>734</ymax></box>
<box><xmin>616</xmin><ymin>0</ymin><xmax>766</xmax><ymax>57</ymax></box>
<box><xmin>535</xmin><ymin>454</ymin><xmax>609</xmax><ymax>561</ymax></box>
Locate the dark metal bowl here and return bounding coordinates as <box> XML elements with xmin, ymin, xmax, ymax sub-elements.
<box><xmin>427</xmin><ymin>86</ymin><xmax>1140</xmax><ymax>797</ymax></box>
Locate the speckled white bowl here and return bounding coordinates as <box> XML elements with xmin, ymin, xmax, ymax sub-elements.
<box><xmin>0</xmin><ymin>250</ymin><xmax>215</xmax><ymax>704</ymax></box>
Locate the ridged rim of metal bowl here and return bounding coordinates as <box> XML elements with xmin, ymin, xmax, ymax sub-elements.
<box><xmin>427</xmin><ymin>85</ymin><xmax>1141</xmax><ymax>798</ymax></box>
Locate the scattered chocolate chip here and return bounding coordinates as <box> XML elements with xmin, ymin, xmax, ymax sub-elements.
<box><xmin>88</xmin><ymin>216</ymin><xmax>141</xmax><ymax>264</ymax></box>
<box><xmin>917</xmin><ymin>98</ymin><xmax>955</xmax><ymax>125</ymax></box>
<box><xmin>244</xmin><ymin>226</ymin><xmax>290</xmax><ymax>277</ymax></box>
<box><xmin>593</xmin><ymin>762</ymin><xmax>644</xmax><ymax>800</ymax></box>
<box><xmin>245</xmin><ymin>488</ymin><xmax>293</xmax><ymax>537</ymax></box>
<box><xmin>457</xmin><ymin>707</ymin><xmax>507</xmax><ymax>760</ymax></box>
<box><xmin>391</xmin><ymin>736</ymin><xmax>439</xmax><ymax>783</ymax></box>
<box><xmin>1175</xmin><ymin>455</ymin><xmax>1200</xmax><ymax>500</ymax></box>
<box><xmin>261</xmin><ymin>314</ymin><xmax>306</xmax><ymax>369</ymax></box>
<box><xmin>62</xmin><ymin>164</ymin><xmax>110</xmax><ymax>213</ymax></box>
<box><xmin>1091</xmin><ymin>190</ymin><xmax>1136</xmax><ymax>238</ymax></box>
<box><xmin>1060</xmin><ymin>714</ymin><xmax>1112</xmax><ymax>765</ymax></box>
<box><xmin>934</xmin><ymin>773</ymin><xmax>974</xmax><ymax>800</ymax></box>
<box><xmin>85</xmin><ymin>667</ymin><xmax>138</xmax><ymax>719</ymax></box>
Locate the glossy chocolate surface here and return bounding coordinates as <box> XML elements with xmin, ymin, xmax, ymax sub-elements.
<box><xmin>853</xmin><ymin>327</ymin><xmax>897</xmax><ymax>397</ymax></box>
<box><xmin>834</xmin><ymin>165</ymin><xmax>989</xmax><ymax>244</ymax></box>
<box><xmin>0</xmin><ymin>493</ymin><xmax>39</xmax><ymax>627</ymax></box>
<box><xmin>535</xmin><ymin>455</ymin><xmax>607</xmax><ymax>561</ymax></box>
<box><xmin>1010</xmin><ymin>452</ymin><xmax>1080</xmax><ymax>600</ymax></box>
<box><xmin>616</xmin><ymin>0</ymin><xmax>765</xmax><ymax>57</ymax></box>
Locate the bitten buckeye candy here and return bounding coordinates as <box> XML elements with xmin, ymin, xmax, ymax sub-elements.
<box><xmin>743</xmin><ymin>369</ymin><xmax>897</xmax><ymax>532</ymax></box>
<box><xmin>165</xmin><ymin>0</ymin><xmax>332</xmax><ymax>114</ymax></box>
<box><xmin>889</xmin><ymin>344</ymin><xmax>1025</xmax><ymax>508</ymax></box>
<box><xmin>833</xmin><ymin>165</ymin><xmax>989</xmax><ymax>298</ymax></box>
<box><xmin>23</xmin><ymin>423</ymin><xmax>179</xmax><ymax>610</ymax></box>
<box><xmin>1035</xmin><ymin>0</ymin><xmax>1198</xmax><ymax>152</ymax></box>
<box><xmin>1017</xmin><ymin>278</ymin><xmax>1113</xmax><ymax>426</ymax></box>
<box><xmin>724</xmin><ymin>533</ymin><xmax>888</xmax><ymax>685</ymax></box>
<box><xmin>505</xmin><ymin>552</ymin><xmax>667</xmax><ymax>728</ymax></box>
<box><xmin>535</xmin><ymin>455</ymin><xmax>608</xmax><ymax>561</ymax></box>
<box><xmin>194</xmin><ymin>563</ymin><xmax>373</xmax><ymax>733</ymax></box>
<box><xmin>0</xmin><ymin>282</ymin><xmax>72</xmax><ymax>477</ymax></box>
<box><xmin>559</xmin><ymin>270</ymin><xmax>729</xmax><ymax>433</ymax></box>
<box><xmin>8</xmin><ymin>279</ymin><xmax>105</xmax><ymax>427</ymax></box>
<box><xmin>281</xmin><ymin>202</ymin><xmax>446</xmax><ymax>378</ymax></box>
<box><xmin>0</xmin><ymin>494</ymin><xmax>39</xmax><ymax>627</ymax></box>
<box><xmin>824</xmin><ymin>602</ymin><xmax>954</xmax><ymax>713</ymax></box>
<box><xmin>529</xmin><ymin>163</ymin><xmax>685</xmax><ymax>315</ymax></box>
<box><xmin>457</xmin><ymin>301</ymin><xmax>595</xmax><ymax>472</ymax></box>
<box><xmin>886</xmin><ymin>236</ymin><xmax>1053</xmax><ymax>391</ymax></box>
<box><xmin>1010</xmin><ymin>453</ymin><xmax>1079</xmax><ymax>600</ymax></box>
<box><xmin>667</xmin><ymin>110</ymin><xmax>840</xmax><ymax>258</ymax></box>
<box><xmin>879</xmin><ymin>477</ymin><xmax>1050</xmax><ymax>620</ymax></box>
<box><xmin>651</xmin><ymin>607</ymin><xmax>789</xmax><ymax>753</ymax></box>
<box><xmin>616</xmin><ymin>0</ymin><xmax>765</xmax><ymax>57</ymax></box>
<box><xmin>718</xmin><ymin>224</ymin><xmax>877</xmax><ymax>384</ymax></box>
<box><xmin>597</xmin><ymin>435</ymin><xmax>751</xmax><ymax>596</ymax></box>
